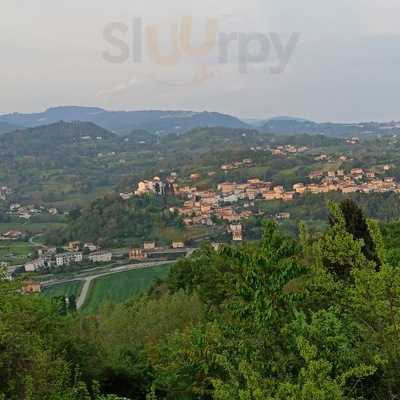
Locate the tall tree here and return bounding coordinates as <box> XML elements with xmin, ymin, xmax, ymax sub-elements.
<box><xmin>331</xmin><ymin>199</ymin><xmax>381</xmax><ymax>270</ymax></box>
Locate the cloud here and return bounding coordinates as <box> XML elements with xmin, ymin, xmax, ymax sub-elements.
<box><xmin>96</xmin><ymin>77</ymin><xmax>139</xmax><ymax>97</ymax></box>
<box><xmin>1</xmin><ymin>0</ymin><xmax>400</xmax><ymax>121</ymax></box>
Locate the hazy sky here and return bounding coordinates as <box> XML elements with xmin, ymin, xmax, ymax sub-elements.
<box><xmin>1</xmin><ymin>0</ymin><xmax>400</xmax><ymax>121</ymax></box>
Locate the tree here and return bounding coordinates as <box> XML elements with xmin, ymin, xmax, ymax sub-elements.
<box><xmin>332</xmin><ymin>199</ymin><xmax>381</xmax><ymax>270</ymax></box>
<box><xmin>321</xmin><ymin>202</ymin><xmax>374</xmax><ymax>280</ymax></box>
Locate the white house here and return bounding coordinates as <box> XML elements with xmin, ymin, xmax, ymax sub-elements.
<box><xmin>88</xmin><ymin>251</ymin><xmax>112</xmax><ymax>263</ymax></box>
<box><xmin>84</xmin><ymin>242</ymin><xmax>98</xmax><ymax>252</ymax></box>
<box><xmin>144</xmin><ymin>242</ymin><xmax>156</xmax><ymax>251</ymax></box>
<box><xmin>172</xmin><ymin>241</ymin><xmax>185</xmax><ymax>249</ymax></box>
<box><xmin>55</xmin><ymin>252</ymin><xmax>83</xmax><ymax>267</ymax></box>
<box><xmin>25</xmin><ymin>260</ymin><xmax>41</xmax><ymax>272</ymax></box>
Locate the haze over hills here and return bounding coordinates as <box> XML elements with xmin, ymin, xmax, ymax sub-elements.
<box><xmin>0</xmin><ymin>122</ymin><xmax>21</xmax><ymax>135</ymax></box>
<box><xmin>0</xmin><ymin>106</ymin><xmax>250</xmax><ymax>135</ymax></box>
<box><xmin>261</xmin><ymin>118</ymin><xmax>400</xmax><ymax>137</ymax></box>
<box><xmin>2</xmin><ymin>106</ymin><xmax>400</xmax><ymax>138</ymax></box>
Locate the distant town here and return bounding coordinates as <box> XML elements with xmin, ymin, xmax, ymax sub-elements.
<box><xmin>118</xmin><ymin>161</ymin><xmax>397</xmax><ymax>241</ymax></box>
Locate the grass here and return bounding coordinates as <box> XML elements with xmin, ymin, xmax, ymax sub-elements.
<box><xmin>0</xmin><ymin>222</ymin><xmax>66</xmax><ymax>234</ymax></box>
<box><xmin>0</xmin><ymin>241</ymin><xmax>37</xmax><ymax>264</ymax></box>
<box><xmin>42</xmin><ymin>281</ymin><xmax>83</xmax><ymax>298</ymax></box>
<box><xmin>82</xmin><ymin>265</ymin><xmax>171</xmax><ymax>314</ymax></box>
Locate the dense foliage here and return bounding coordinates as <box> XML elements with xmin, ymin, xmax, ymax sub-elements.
<box><xmin>44</xmin><ymin>194</ymin><xmax>183</xmax><ymax>247</ymax></box>
<box><xmin>1</xmin><ymin>200</ymin><xmax>400</xmax><ymax>399</ymax></box>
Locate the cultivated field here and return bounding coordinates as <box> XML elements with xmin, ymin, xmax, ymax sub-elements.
<box><xmin>0</xmin><ymin>241</ymin><xmax>37</xmax><ymax>264</ymax></box>
<box><xmin>42</xmin><ymin>281</ymin><xmax>83</xmax><ymax>298</ymax></box>
<box><xmin>81</xmin><ymin>264</ymin><xmax>171</xmax><ymax>313</ymax></box>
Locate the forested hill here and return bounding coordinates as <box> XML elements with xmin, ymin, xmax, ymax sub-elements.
<box><xmin>0</xmin><ymin>121</ymin><xmax>120</xmax><ymax>159</ymax></box>
<box><xmin>0</xmin><ymin>121</ymin><xmax>123</xmax><ymax>196</ymax></box>
<box><xmin>1</xmin><ymin>121</ymin><xmax>117</xmax><ymax>145</ymax></box>
<box><xmin>44</xmin><ymin>194</ymin><xmax>182</xmax><ymax>246</ymax></box>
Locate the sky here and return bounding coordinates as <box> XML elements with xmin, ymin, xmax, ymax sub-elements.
<box><xmin>1</xmin><ymin>0</ymin><xmax>400</xmax><ymax>122</ymax></box>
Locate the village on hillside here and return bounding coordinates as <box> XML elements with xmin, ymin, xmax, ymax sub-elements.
<box><xmin>124</xmin><ymin>163</ymin><xmax>398</xmax><ymax>236</ymax></box>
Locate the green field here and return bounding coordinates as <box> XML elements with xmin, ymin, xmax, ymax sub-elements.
<box><xmin>82</xmin><ymin>265</ymin><xmax>171</xmax><ymax>314</ymax></box>
<box><xmin>0</xmin><ymin>241</ymin><xmax>37</xmax><ymax>264</ymax></box>
<box><xmin>0</xmin><ymin>222</ymin><xmax>66</xmax><ymax>234</ymax></box>
<box><xmin>42</xmin><ymin>281</ymin><xmax>83</xmax><ymax>298</ymax></box>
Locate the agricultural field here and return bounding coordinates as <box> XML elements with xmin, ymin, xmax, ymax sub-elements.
<box><xmin>0</xmin><ymin>222</ymin><xmax>66</xmax><ymax>235</ymax></box>
<box><xmin>82</xmin><ymin>265</ymin><xmax>171</xmax><ymax>314</ymax></box>
<box><xmin>42</xmin><ymin>281</ymin><xmax>83</xmax><ymax>298</ymax></box>
<box><xmin>0</xmin><ymin>241</ymin><xmax>37</xmax><ymax>264</ymax></box>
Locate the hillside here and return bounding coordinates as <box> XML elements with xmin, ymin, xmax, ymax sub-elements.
<box><xmin>0</xmin><ymin>106</ymin><xmax>250</xmax><ymax>135</ymax></box>
<box><xmin>0</xmin><ymin>122</ymin><xmax>123</xmax><ymax>200</ymax></box>
<box><xmin>0</xmin><ymin>122</ymin><xmax>20</xmax><ymax>135</ymax></box>
<box><xmin>0</xmin><ymin>121</ymin><xmax>117</xmax><ymax>147</ymax></box>
<box><xmin>3</xmin><ymin>201</ymin><xmax>400</xmax><ymax>399</ymax></box>
<box><xmin>45</xmin><ymin>194</ymin><xmax>183</xmax><ymax>247</ymax></box>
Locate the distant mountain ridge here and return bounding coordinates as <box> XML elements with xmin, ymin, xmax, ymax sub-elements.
<box><xmin>261</xmin><ymin>117</ymin><xmax>400</xmax><ymax>137</ymax></box>
<box><xmin>0</xmin><ymin>106</ymin><xmax>250</xmax><ymax>135</ymax></box>
<box><xmin>2</xmin><ymin>107</ymin><xmax>400</xmax><ymax>137</ymax></box>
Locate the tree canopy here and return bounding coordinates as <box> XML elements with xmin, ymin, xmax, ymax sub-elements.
<box><xmin>1</xmin><ymin>201</ymin><xmax>400</xmax><ymax>399</ymax></box>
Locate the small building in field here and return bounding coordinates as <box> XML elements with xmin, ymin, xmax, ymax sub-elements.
<box><xmin>25</xmin><ymin>259</ymin><xmax>41</xmax><ymax>272</ymax></box>
<box><xmin>143</xmin><ymin>242</ymin><xmax>156</xmax><ymax>251</ymax></box>
<box><xmin>172</xmin><ymin>241</ymin><xmax>185</xmax><ymax>249</ymax></box>
<box><xmin>68</xmin><ymin>241</ymin><xmax>81</xmax><ymax>252</ymax></box>
<box><xmin>84</xmin><ymin>242</ymin><xmax>98</xmax><ymax>252</ymax></box>
<box><xmin>22</xmin><ymin>280</ymin><xmax>42</xmax><ymax>294</ymax></box>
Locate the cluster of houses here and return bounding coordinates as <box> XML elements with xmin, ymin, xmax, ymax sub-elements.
<box><xmin>270</xmin><ymin>145</ymin><xmax>309</xmax><ymax>156</ymax></box>
<box><xmin>129</xmin><ymin>175</ymin><xmax>291</xmax><ymax>235</ymax></box>
<box><xmin>220</xmin><ymin>159</ymin><xmax>253</xmax><ymax>171</ymax></box>
<box><xmin>134</xmin><ymin>176</ymin><xmax>169</xmax><ymax>196</ymax></box>
<box><xmin>303</xmin><ymin>167</ymin><xmax>398</xmax><ymax>195</ymax></box>
<box><xmin>345</xmin><ymin>137</ymin><xmax>360</xmax><ymax>145</ymax></box>
<box><xmin>162</xmin><ymin>167</ymin><xmax>399</xmax><ymax>228</ymax></box>
<box><xmin>175</xmin><ymin>165</ymin><xmax>400</xmax><ymax>225</ymax></box>
<box><xmin>120</xmin><ymin>175</ymin><xmax>178</xmax><ymax>200</ymax></box>
<box><xmin>0</xmin><ymin>186</ymin><xmax>11</xmax><ymax>201</ymax></box>
<box><xmin>7</xmin><ymin>203</ymin><xmax>58</xmax><ymax>220</ymax></box>
<box><xmin>24</xmin><ymin>241</ymin><xmax>112</xmax><ymax>273</ymax></box>
<box><xmin>248</xmin><ymin>144</ymin><xmax>310</xmax><ymax>156</ymax></box>
<box><xmin>125</xmin><ymin>162</ymin><xmax>399</xmax><ymax>237</ymax></box>
<box><xmin>169</xmin><ymin>178</ymin><xmax>269</xmax><ymax>229</ymax></box>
